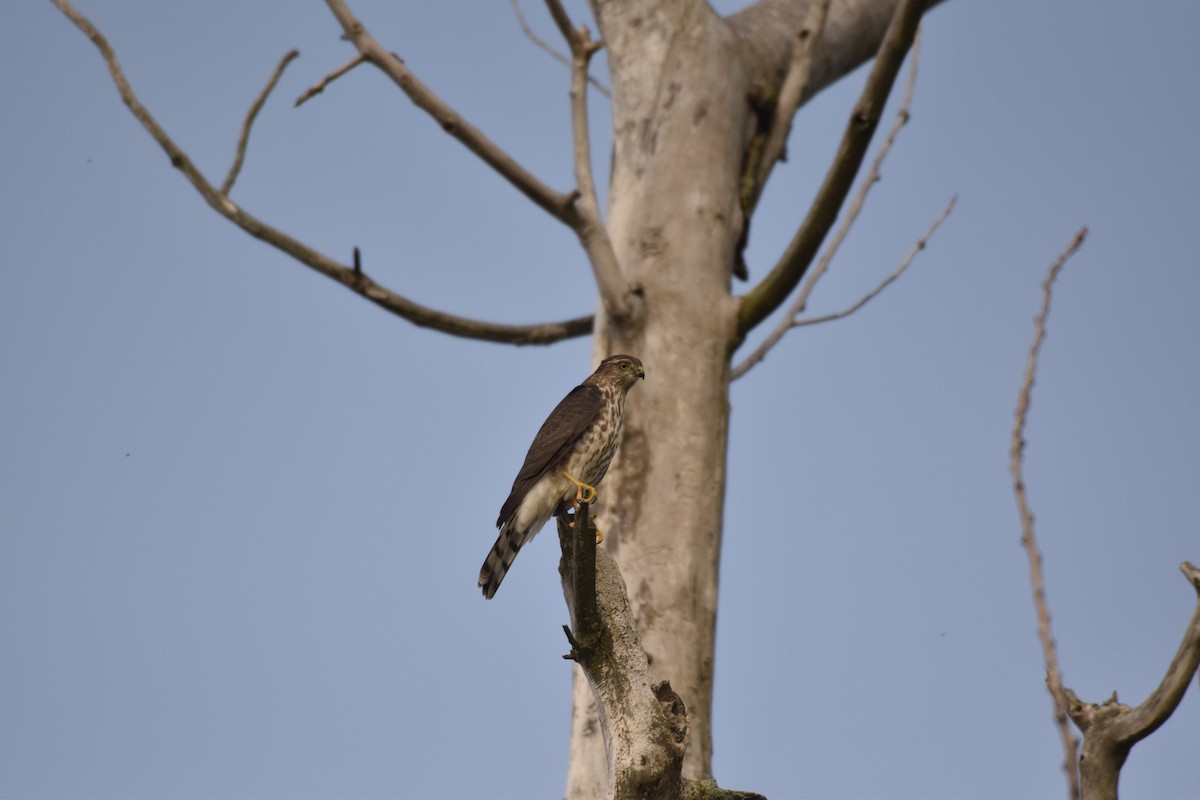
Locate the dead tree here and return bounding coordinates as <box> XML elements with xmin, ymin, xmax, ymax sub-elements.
<box><xmin>56</xmin><ymin>1</ymin><xmax>957</xmax><ymax>796</ymax></box>
<box><xmin>1011</xmin><ymin>230</ymin><xmax>1200</xmax><ymax>800</ymax></box>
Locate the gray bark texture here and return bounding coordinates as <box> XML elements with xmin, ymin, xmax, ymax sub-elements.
<box><xmin>571</xmin><ymin>1</ymin><xmax>930</xmax><ymax>796</ymax></box>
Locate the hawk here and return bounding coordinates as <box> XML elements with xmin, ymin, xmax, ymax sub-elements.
<box><xmin>479</xmin><ymin>355</ymin><xmax>645</xmax><ymax>598</ymax></box>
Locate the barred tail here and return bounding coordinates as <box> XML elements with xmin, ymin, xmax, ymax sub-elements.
<box><xmin>478</xmin><ymin>522</ymin><xmax>529</xmax><ymax>599</ymax></box>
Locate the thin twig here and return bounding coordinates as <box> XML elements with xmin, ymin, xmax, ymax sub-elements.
<box><xmin>53</xmin><ymin>0</ymin><xmax>593</xmax><ymax>346</ymax></box>
<box><xmin>737</xmin><ymin>0</ymin><xmax>927</xmax><ymax>338</ymax></box>
<box><xmin>295</xmin><ymin>53</ymin><xmax>366</xmax><ymax>107</ymax></box>
<box><xmin>511</xmin><ymin>0</ymin><xmax>609</xmax><ymax>98</ymax></box>
<box><xmin>1011</xmin><ymin>226</ymin><xmax>1089</xmax><ymax>800</ymax></box>
<box><xmin>789</xmin><ymin>25</ymin><xmax>922</xmax><ymax>317</ymax></box>
<box><xmin>324</xmin><ymin>0</ymin><xmax>580</xmax><ymax>226</ymax></box>
<box><xmin>731</xmin><ymin>194</ymin><xmax>950</xmax><ymax>380</ymax></box>
<box><xmin>222</xmin><ymin>49</ymin><xmax>299</xmax><ymax>196</ymax></box>
<box><xmin>731</xmin><ymin>33</ymin><xmax>925</xmax><ymax>380</ymax></box>
<box><xmin>322</xmin><ymin>0</ymin><xmax>629</xmax><ymax>321</ymax></box>
<box><xmin>793</xmin><ymin>195</ymin><xmax>953</xmax><ymax>326</ymax></box>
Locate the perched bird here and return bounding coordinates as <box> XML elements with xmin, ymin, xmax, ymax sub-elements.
<box><xmin>479</xmin><ymin>355</ymin><xmax>645</xmax><ymax>598</ymax></box>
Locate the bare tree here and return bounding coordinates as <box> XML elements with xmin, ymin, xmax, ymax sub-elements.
<box><xmin>61</xmin><ymin>2</ymin><xmax>1198</xmax><ymax>798</ymax></box>
<box><xmin>53</xmin><ymin>0</ymin><xmax>942</xmax><ymax>795</ymax></box>
<box><xmin>1010</xmin><ymin>230</ymin><xmax>1200</xmax><ymax>800</ymax></box>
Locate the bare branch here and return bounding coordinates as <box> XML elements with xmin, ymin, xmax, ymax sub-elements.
<box><xmin>747</xmin><ymin>0</ymin><xmax>831</xmax><ymax>209</ymax></box>
<box><xmin>794</xmin><ymin>195</ymin><xmax>952</xmax><ymax>327</ymax></box>
<box><xmin>555</xmin><ymin>510</ymin><xmax>686</xmax><ymax>797</ymax></box>
<box><xmin>294</xmin><ymin>53</ymin><xmax>366</xmax><ymax>107</ymax></box>
<box><xmin>731</xmin><ymin>194</ymin><xmax>950</xmax><ymax>381</ymax></box>
<box><xmin>1011</xmin><ymin>227</ymin><xmax>1089</xmax><ymax>800</ymax></box>
<box><xmin>731</xmin><ymin>37</ymin><xmax>926</xmax><ymax>381</ymax></box>
<box><xmin>221</xmin><ymin>49</ymin><xmax>299</xmax><ymax>196</ymax></box>
<box><xmin>792</xmin><ymin>26</ymin><xmax>922</xmax><ymax>312</ymax></box>
<box><xmin>53</xmin><ymin>0</ymin><xmax>592</xmax><ymax>346</ymax></box>
<box><xmin>510</xmin><ymin>0</ymin><xmax>610</xmax><ymax>97</ymax></box>
<box><xmin>1012</xmin><ymin>231</ymin><xmax>1200</xmax><ymax>800</ymax></box>
<box><xmin>542</xmin><ymin>0</ymin><xmax>575</xmax><ymax>42</ymax></box>
<box><xmin>556</xmin><ymin>497</ymin><xmax>764</xmax><ymax>799</ymax></box>
<box><xmin>1065</xmin><ymin>562</ymin><xmax>1200</xmax><ymax>800</ymax></box>
<box><xmin>737</xmin><ymin>0</ymin><xmax>927</xmax><ymax>338</ymax></box>
<box><xmin>559</xmin><ymin>500</ymin><xmax>601</xmax><ymax>660</ymax></box>
<box><xmin>321</xmin><ymin>1</ymin><xmax>634</xmax><ymax>322</ymax></box>
<box><xmin>323</xmin><ymin>0</ymin><xmax>581</xmax><ymax>226</ymax></box>
<box><xmin>556</xmin><ymin>10</ymin><xmax>635</xmax><ymax>322</ymax></box>
<box><xmin>1116</xmin><ymin>561</ymin><xmax>1200</xmax><ymax>742</ymax></box>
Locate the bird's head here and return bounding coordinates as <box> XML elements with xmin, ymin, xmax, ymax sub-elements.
<box><xmin>595</xmin><ymin>354</ymin><xmax>645</xmax><ymax>391</ymax></box>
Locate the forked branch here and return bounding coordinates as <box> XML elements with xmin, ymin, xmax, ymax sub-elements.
<box><xmin>1063</xmin><ymin>561</ymin><xmax>1200</xmax><ymax>800</ymax></box>
<box><xmin>1010</xmin><ymin>227</ymin><xmax>1088</xmax><ymax>799</ymax></box>
<box><xmin>731</xmin><ymin>194</ymin><xmax>953</xmax><ymax>380</ymax></box>
<box><xmin>510</xmin><ymin>0</ymin><xmax>610</xmax><ymax>97</ymax></box>
<box><xmin>1013</xmin><ymin>229</ymin><xmax>1200</xmax><ymax>800</ymax></box>
<box><xmin>732</xmin><ymin>35</ymin><xmax>932</xmax><ymax>381</ymax></box>
<box><xmin>324</xmin><ymin>0</ymin><xmax>634</xmax><ymax>322</ymax></box>
<box><xmin>737</xmin><ymin>0</ymin><xmax>927</xmax><ymax>338</ymax></box>
<box><xmin>53</xmin><ymin>0</ymin><xmax>592</xmax><ymax>346</ymax></box>
<box><xmin>793</xmin><ymin>198</ymin><xmax>951</xmax><ymax>327</ymax></box>
<box><xmin>1106</xmin><ymin>561</ymin><xmax>1200</xmax><ymax>745</ymax></box>
<box><xmin>323</xmin><ymin>0</ymin><xmax>579</xmax><ymax>224</ymax></box>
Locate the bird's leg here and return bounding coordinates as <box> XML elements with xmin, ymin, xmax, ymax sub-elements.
<box><xmin>562</xmin><ymin>472</ymin><xmax>603</xmax><ymax>543</ymax></box>
<box><xmin>562</xmin><ymin>471</ymin><xmax>598</xmax><ymax>505</ymax></box>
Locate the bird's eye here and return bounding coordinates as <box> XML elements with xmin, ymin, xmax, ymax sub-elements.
<box><xmin>619</xmin><ymin>361</ymin><xmax>629</xmax><ymax>369</ymax></box>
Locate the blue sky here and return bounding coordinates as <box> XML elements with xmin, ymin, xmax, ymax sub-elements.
<box><xmin>2</xmin><ymin>2</ymin><xmax>1198</xmax><ymax>798</ymax></box>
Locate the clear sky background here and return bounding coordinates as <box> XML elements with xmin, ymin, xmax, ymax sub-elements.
<box><xmin>3</xmin><ymin>2</ymin><xmax>1198</xmax><ymax>798</ymax></box>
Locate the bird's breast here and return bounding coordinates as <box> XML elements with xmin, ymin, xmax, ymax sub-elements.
<box><xmin>563</xmin><ymin>399</ymin><xmax>624</xmax><ymax>487</ymax></box>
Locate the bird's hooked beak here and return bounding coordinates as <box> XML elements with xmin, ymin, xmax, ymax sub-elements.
<box><xmin>636</xmin><ymin>364</ymin><xmax>645</xmax><ymax>380</ymax></box>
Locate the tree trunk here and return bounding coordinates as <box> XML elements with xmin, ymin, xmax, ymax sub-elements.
<box><xmin>568</xmin><ymin>1</ymin><xmax>925</xmax><ymax>795</ymax></box>
<box><xmin>569</xmin><ymin>1</ymin><xmax>744</xmax><ymax>792</ymax></box>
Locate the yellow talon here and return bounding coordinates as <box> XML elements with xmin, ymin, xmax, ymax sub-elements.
<box><xmin>563</xmin><ymin>471</ymin><xmax>598</xmax><ymax>505</ymax></box>
<box><xmin>563</xmin><ymin>470</ymin><xmax>603</xmax><ymax>543</ymax></box>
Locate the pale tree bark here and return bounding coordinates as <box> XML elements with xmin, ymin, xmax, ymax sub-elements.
<box><xmin>575</xmin><ymin>0</ymin><xmax>931</xmax><ymax>792</ymax></box>
<box><xmin>581</xmin><ymin>0</ymin><xmax>744</xmax><ymax>789</ymax></box>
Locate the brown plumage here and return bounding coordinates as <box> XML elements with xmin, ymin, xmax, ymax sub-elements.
<box><xmin>479</xmin><ymin>355</ymin><xmax>645</xmax><ymax>598</ymax></box>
